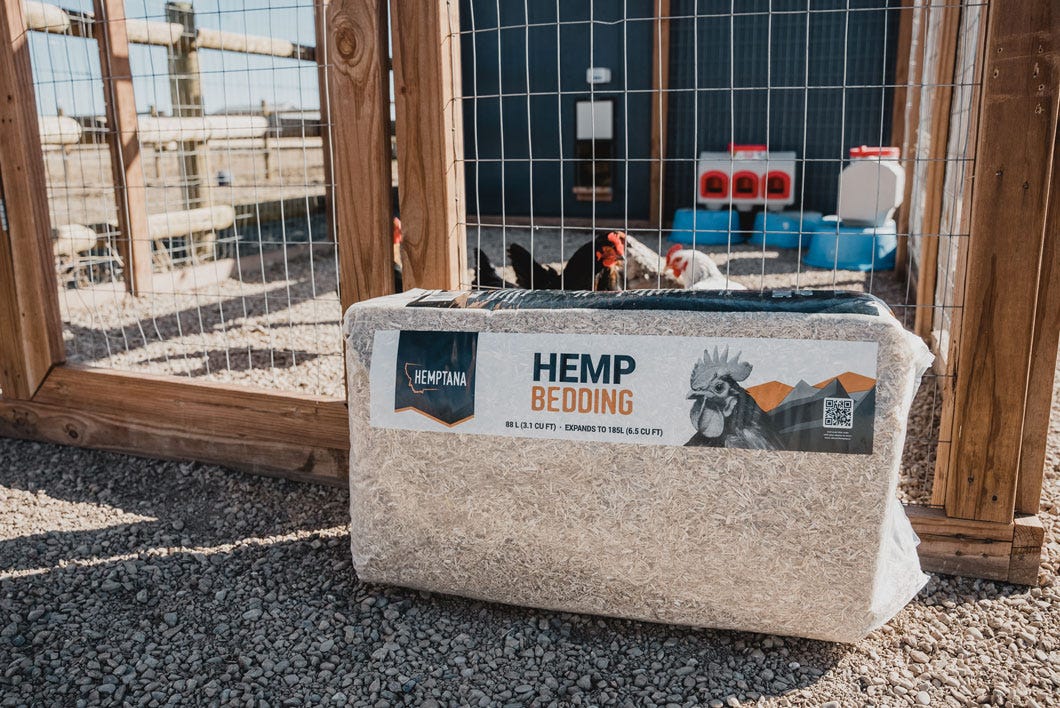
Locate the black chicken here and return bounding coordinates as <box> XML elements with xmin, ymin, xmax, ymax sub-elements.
<box><xmin>471</xmin><ymin>248</ymin><xmax>513</xmax><ymax>289</ymax></box>
<box><xmin>685</xmin><ymin>347</ymin><xmax>782</xmax><ymax>450</ymax></box>
<box><xmin>507</xmin><ymin>231</ymin><xmax>626</xmax><ymax>291</ymax></box>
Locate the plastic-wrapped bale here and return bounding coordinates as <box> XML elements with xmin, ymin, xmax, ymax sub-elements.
<box><xmin>343</xmin><ymin>289</ymin><xmax>932</xmax><ymax>642</ymax></box>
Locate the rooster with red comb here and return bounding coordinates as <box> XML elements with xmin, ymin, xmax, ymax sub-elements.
<box><xmin>507</xmin><ymin>231</ymin><xmax>626</xmax><ymax>291</ymax></box>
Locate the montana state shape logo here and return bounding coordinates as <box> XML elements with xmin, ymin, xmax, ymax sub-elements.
<box><xmin>394</xmin><ymin>330</ymin><xmax>478</xmax><ymax>426</ymax></box>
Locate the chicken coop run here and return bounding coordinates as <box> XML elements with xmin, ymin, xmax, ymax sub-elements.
<box><xmin>0</xmin><ymin>0</ymin><xmax>1055</xmax><ymax>584</ymax></box>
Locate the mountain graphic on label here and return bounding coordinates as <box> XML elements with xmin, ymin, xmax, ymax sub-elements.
<box><xmin>745</xmin><ymin>372</ymin><xmax>877</xmax><ymax>454</ymax></box>
<box><xmin>747</xmin><ymin>371</ymin><xmax>876</xmax><ymax>412</ymax></box>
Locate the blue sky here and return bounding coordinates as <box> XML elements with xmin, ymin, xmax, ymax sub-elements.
<box><xmin>31</xmin><ymin>1</ymin><xmax>321</xmax><ymax>116</ymax></box>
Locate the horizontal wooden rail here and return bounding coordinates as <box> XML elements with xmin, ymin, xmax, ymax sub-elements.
<box><xmin>906</xmin><ymin>505</ymin><xmax>1043</xmax><ymax>585</ymax></box>
<box><xmin>25</xmin><ymin>1</ymin><xmax>316</xmax><ymax>61</ymax></box>
<box><xmin>0</xmin><ymin>364</ymin><xmax>348</xmax><ymax>486</ymax></box>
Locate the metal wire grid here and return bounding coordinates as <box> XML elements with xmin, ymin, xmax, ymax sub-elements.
<box><xmin>456</xmin><ymin>1</ymin><xmax>982</xmax><ymax>500</ymax></box>
<box><xmin>931</xmin><ymin>1</ymin><xmax>980</xmax><ymax>365</ymax></box>
<box><xmin>27</xmin><ymin>0</ymin><xmax>343</xmax><ymax>397</ymax></box>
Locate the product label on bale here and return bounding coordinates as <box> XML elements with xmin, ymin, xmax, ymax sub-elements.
<box><xmin>370</xmin><ymin>330</ymin><xmax>879</xmax><ymax>454</ymax></box>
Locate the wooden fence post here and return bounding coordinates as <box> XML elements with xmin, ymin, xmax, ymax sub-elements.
<box><xmin>892</xmin><ymin>0</ymin><xmax>915</xmax><ymax>281</ymax></box>
<box><xmin>648</xmin><ymin>0</ymin><xmax>671</xmax><ymax>228</ymax></box>
<box><xmin>1015</xmin><ymin>89</ymin><xmax>1060</xmax><ymax>516</ymax></box>
<box><xmin>912</xmin><ymin>3</ymin><xmax>961</xmax><ymax>340</ymax></box>
<box><xmin>316</xmin><ymin>0</ymin><xmax>394</xmax><ymax>309</ymax></box>
<box><xmin>94</xmin><ymin>0</ymin><xmax>153</xmax><ymax>295</ymax></box>
<box><xmin>944</xmin><ymin>0</ymin><xmax>1059</xmax><ymax>524</ymax></box>
<box><xmin>0</xmin><ymin>2</ymin><xmax>65</xmax><ymax>399</ymax></box>
<box><xmin>165</xmin><ymin>1</ymin><xmax>210</xmax><ymax>211</ymax></box>
<box><xmin>390</xmin><ymin>0</ymin><xmax>466</xmax><ymax>290</ymax></box>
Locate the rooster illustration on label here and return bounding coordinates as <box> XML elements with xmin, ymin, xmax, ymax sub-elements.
<box><xmin>685</xmin><ymin>347</ymin><xmax>782</xmax><ymax>449</ymax></box>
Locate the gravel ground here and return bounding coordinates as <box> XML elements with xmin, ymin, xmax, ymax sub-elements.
<box><xmin>59</xmin><ymin>226</ymin><xmax>940</xmax><ymax>502</ymax></box>
<box><xmin>60</xmin><ymin>226</ymin><xmax>912</xmax><ymax>389</ymax></box>
<box><xmin>0</xmin><ymin>424</ymin><xmax>1056</xmax><ymax>706</ymax></box>
<box><xmin>0</xmin><ymin>350</ymin><xmax>1055</xmax><ymax>706</ymax></box>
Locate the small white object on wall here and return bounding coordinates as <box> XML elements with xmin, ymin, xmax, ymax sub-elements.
<box><xmin>585</xmin><ymin>67</ymin><xmax>612</xmax><ymax>84</ymax></box>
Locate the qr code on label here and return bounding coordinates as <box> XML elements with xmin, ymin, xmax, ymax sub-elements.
<box><xmin>823</xmin><ymin>397</ymin><xmax>854</xmax><ymax>429</ymax></box>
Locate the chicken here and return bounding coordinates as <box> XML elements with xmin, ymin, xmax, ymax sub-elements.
<box><xmin>685</xmin><ymin>347</ymin><xmax>781</xmax><ymax>449</ymax></box>
<box><xmin>507</xmin><ymin>231</ymin><xmax>626</xmax><ymax>291</ymax></box>
<box><xmin>471</xmin><ymin>248</ymin><xmax>513</xmax><ymax>289</ymax></box>
<box><xmin>616</xmin><ymin>233</ymin><xmax>682</xmax><ymax>289</ymax></box>
<box><xmin>665</xmin><ymin>245</ymin><xmax>746</xmax><ymax>291</ymax></box>
<box><xmin>392</xmin><ymin>217</ymin><xmax>404</xmax><ymax>292</ymax></box>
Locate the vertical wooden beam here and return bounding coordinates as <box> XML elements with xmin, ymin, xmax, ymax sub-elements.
<box><xmin>94</xmin><ymin>0</ymin><xmax>153</xmax><ymax>295</ymax></box>
<box><xmin>1015</xmin><ymin>96</ymin><xmax>1060</xmax><ymax>515</ymax></box>
<box><xmin>913</xmin><ymin>3</ymin><xmax>962</xmax><ymax>340</ymax></box>
<box><xmin>390</xmin><ymin>0</ymin><xmax>466</xmax><ymax>290</ymax></box>
<box><xmin>648</xmin><ymin>0</ymin><xmax>671</xmax><ymax>228</ymax></box>
<box><xmin>0</xmin><ymin>2</ymin><xmax>64</xmax><ymax>399</ymax></box>
<box><xmin>897</xmin><ymin>3</ymin><xmax>931</xmax><ymax>292</ymax></box>
<box><xmin>319</xmin><ymin>0</ymin><xmax>393</xmax><ymax>308</ymax></box>
<box><xmin>945</xmin><ymin>0</ymin><xmax>1058</xmax><ymax>524</ymax></box>
<box><xmin>931</xmin><ymin>4</ymin><xmax>990</xmax><ymax>508</ymax></box>
<box><xmin>891</xmin><ymin>0</ymin><xmax>915</xmax><ymax>280</ymax></box>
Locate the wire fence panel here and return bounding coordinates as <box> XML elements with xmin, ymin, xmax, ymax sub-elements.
<box><xmin>28</xmin><ymin>0</ymin><xmax>345</xmax><ymax>398</ymax></box>
<box><xmin>24</xmin><ymin>1</ymin><xmax>984</xmax><ymax>500</ymax></box>
<box><xmin>456</xmin><ymin>0</ymin><xmax>983</xmax><ymax>504</ymax></box>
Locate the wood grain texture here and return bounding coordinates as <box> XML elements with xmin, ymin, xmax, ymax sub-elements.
<box><xmin>906</xmin><ymin>505</ymin><xmax>1013</xmax><ymax>583</ymax></box>
<box><xmin>0</xmin><ymin>396</ymin><xmax>347</xmax><ymax>487</ymax></box>
<box><xmin>313</xmin><ymin>1</ymin><xmax>335</xmax><ymax>247</ymax></box>
<box><xmin>94</xmin><ymin>0</ymin><xmax>152</xmax><ymax>295</ymax></box>
<box><xmin>648</xmin><ymin>0</ymin><xmax>671</xmax><ymax>228</ymax></box>
<box><xmin>33</xmin><ymin>366</ymin><xmax>349</xmax><ymax>451</ymax></box>
<box><xmin>320</xmin><ymin>0</ymin><xmax>393</xmax><ymax>308</ymax></box>
<box><xmin>390</xmin><ymin>0</ymin><xmax>466</xmax><ymax>290</ymax></box>
<box><xmin>891</xmin><ymin>0</ymin><xmax>915</xmax><ymax>279</ymax></box>
<box><xmin>1008</xmin><ymin>515</ymin><xmax>1045</xmax><ymax>585</ymax></box>
<box><xmin>0</xmin><ymin>2</ymin><xmax>65</xmax><ymax>399</ymax></box>
<box><xmin>1015</xmin><ymin>60</ymin><xmax>1060</xmax><ymax>515</ymax></box>
<box><xmin>946</xmin><ymin>2</ymin><xmax>1059</xmax><ymax>523</ymax></box>
<box><xmin>896</xmin><ymin>2</ymin><xmax>930</xmax><ymax>282</ymax></box>
<box><xmin>931</xmin><ymin>7</ymin><xmax>989</xmax><ymax>509</ymax></box>
<box><xmin>913</xmin><ymin>3</ymin><xmax>961</xmax><ymax>339</ymax></box>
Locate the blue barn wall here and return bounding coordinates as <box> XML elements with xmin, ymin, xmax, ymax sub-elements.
<box><xmin>458</xmin><ymin>1</ymin><xmax>899</xmax><ymax>223</ymax></box>
<box><xmin>664</xmin><ymin>0</ymin><xmax>901</xmax><ymax>218</ymax></box>
<box><xmin>459</xmin><ymin>0</ymin><xmax>656</xmax><ymax>221</ymax></box>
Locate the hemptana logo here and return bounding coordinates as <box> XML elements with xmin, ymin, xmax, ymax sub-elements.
<box><xmin>394</xmin><ymin>330</ymin><xmax>478</xmax><ymax>426</ymax></box>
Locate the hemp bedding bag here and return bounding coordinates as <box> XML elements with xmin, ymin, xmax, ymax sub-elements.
<box><xmin>343</xmin><ymin>289</ymin><xmax>931</xmax><ymax>642</ymax></box>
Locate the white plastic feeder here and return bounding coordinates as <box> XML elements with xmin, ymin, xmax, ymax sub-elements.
<box><xmin>837</xmin><ymin>146</ymin><xmax>904</xmax><ymax>227</ymax></box>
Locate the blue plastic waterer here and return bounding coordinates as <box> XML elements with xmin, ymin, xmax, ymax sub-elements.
<box><xmin>746</xmin><ymin>211</ymin><xmax>825</xmax><ymax>249</ymax></box>
<box><xmin>669</xmin><ymin>208</ymin><xmax>743</xmax><ymax>246</ymax></box>
<box><xmin>803</xmin><ymin>217</ymin><xmax>898</xmax><ymax>271</ymax></box>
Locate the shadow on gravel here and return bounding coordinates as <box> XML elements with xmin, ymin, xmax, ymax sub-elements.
<box><xmin>137</xmin><ymin>348</ymin><xmax>323</xmax><ymax>377</ymax></box>
<box><xmin>0</xmin><ymin>528</ymin><xmax>851</xmax><ymax>706</ymax></box>
<box><xmin>0</xmin><ymin>438</ymin><xmax>855</xmax><ymax>705</ymax></box>
<box><xmin>0</xmin><ymin>440</ymin><xmax>348</xmax><ymax>573</ymax></box>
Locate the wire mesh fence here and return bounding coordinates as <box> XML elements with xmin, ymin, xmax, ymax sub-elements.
<box><xmin>24</xmin><ymin>0</ymin><xmax>983</xmax><ymax>499</ymax></box>
<box><xmin>28</xmin><ymin>0</ymin><xmax>343</xmax><ymax>397</ymax></box>
<box><xmin>456</xmin><ymin>0</ymin><xmax>983</xmax><ymax>503</ymax></box>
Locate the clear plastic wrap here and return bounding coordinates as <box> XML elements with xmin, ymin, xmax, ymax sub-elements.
<box><xmin>343</xmin><ymin>289</ymin><xmax>932</xmax><ymax>642</ymax></box>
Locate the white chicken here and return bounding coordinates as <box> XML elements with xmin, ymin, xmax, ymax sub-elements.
<box><xmin>665</xmin><ymin>245</ymin><xmax>746</xmax><ymax>290</ymax></box>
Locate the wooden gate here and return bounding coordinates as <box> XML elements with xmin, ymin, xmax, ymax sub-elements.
<box><xmin>0</xmin><ymin>0</ymin><xmax>1056</xmax><ymax>584</ymax></box>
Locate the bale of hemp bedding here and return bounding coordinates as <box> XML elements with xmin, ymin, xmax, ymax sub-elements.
<box><xmin>343</xmin><ymin>288</ymin><xmax>932</xmax><ymax>642</ymax></box>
